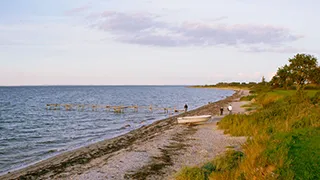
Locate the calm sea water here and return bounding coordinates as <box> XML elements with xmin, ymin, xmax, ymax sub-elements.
<box><xmin>0</xmin><ymin>86</ymin><xmax>233</xmax><ymax>174</ymax></box>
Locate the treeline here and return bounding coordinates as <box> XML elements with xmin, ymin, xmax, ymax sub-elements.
<box><xmin>192</xmin><ymin>82</ymin><xmax>259</xmax><ymax>89</ymax></box>
<box><xmin>212</xmin><ymin>82</ymin><xmax>258</xmax><ymax>88</ymax></box>
<box><xmin>195</xmin><ymin>53</ymin><xmax>320</xmax><ymax>90</ymax></box>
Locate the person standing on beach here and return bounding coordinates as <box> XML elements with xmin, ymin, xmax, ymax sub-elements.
<box><xmin>227</xmin><ymin>104</ymin><xmax>232</xmax><ymax>114</ymax></box>
<box><xmin>220</xmin><ymin>107</ymin><xmax>224</xmax><ymax>115</ymax></box>
<box><xmin>184</xmin><ymin>104</ymin><xmax>188</xmax><ymax>112</ymax></box>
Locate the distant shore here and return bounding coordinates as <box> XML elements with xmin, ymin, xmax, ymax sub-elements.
<box><xmin>189</xmin><ymin>85</ymin><xmax>250</xmax><ymax>90</ymax></box>
<box><xmin>0</xmin><ymin>89</ymin><xmax>245</xmax><ymax>180</ymax></box>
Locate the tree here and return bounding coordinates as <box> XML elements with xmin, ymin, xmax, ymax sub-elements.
<box><xmin>271</xmin><ymin>65</ymin><xmax>292</xmax><ymax>89</ymax></box>
<box><xmin>288</xmin><ymin>53</ymin><xmax>318</xmax><ymax>90</ymax></box>
<box><xmin>261</xmin><ymin>76</ymin><xmax>266</xmax><ymax>84</ymax></box>
<box><xmin>270</xmin><ymin>76</ymin><xmax>280</xmax><ymax>88</ymax></box>
<box><xmin>310</xmin><ymin>66</ymin><xmax>320</xmax><ymax>84</ymax></box>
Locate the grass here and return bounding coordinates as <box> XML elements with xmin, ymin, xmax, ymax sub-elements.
<box><xmin>175</xmin><ymin>150</ymin><xmax>244</xmax><ymax>180</ymax></box>
<box><xmin>265</xmin><ymin>128</ymin><xmax>320</xmax><ymax>180</ymax></box>
<box><xmin>289</xmin><ymin>128</ymin><xmax>320</xmax><ymax>180</ymax></box>
<box><xmin>267</xmin><ymin>89</ymin><xmax>318</xmax><ymax>98</ymax></box>
<box><xmin>175</xmin><ymin>90</ymin><xmax>320</xmax><ymax>180</ymax></box>
<box><xmin>241</xmin><ymin>103</ymin><xmax>260</xmax><ymax>111</ymax></box>
<box><xmin>239</xmin><ymin>94</ymin><xmax>256</xmax><ymax>101</ymax></box>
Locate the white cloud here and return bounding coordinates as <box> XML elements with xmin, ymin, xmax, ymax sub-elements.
<box><xmin>86</xmin><ymin>11</ymin><xmax>302</xmax><ymax>48</ymax></box>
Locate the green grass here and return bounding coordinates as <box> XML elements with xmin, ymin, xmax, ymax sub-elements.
<box><xmin>175</xmin><ymin>90</ymin><xmax>320</xmax><ymax>180</ymax></box>
<box><xmin>240</xmin><ymin>103</ymin><xmax>260</xmax><ymax>111</ymax></box>
<box><xmin>288</xmin><ymin>128</ymin><xmax>320</xmax><ymax>179</ymax></box>
<box><xmin>267</xmin><ymin>90</ymin><xmax>318</xmax><ymax>98</ymax></box>
<box><xmin>262</xmin><ymin>128</ymin><xmax>320</xmax><ymax>179</ymax></box>
<box><xmin>218</xmin><ymin>91</ymin><xmax>320</xmax><ymax>179</ymax></box>
<box><xmin>175</xmin><ymin>150</ymin><xmax>244</xmax><ymax>180</ymax></box>
<box><xmin>175</xmin><ymin>167</ymin><xmax>206</xmax><ymax>180</ymax></box>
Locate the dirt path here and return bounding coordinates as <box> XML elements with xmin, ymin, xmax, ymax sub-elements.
<box><xmin>0</xmin><ymin>90</ymin><xmax>250</xmax><ymax>180</ymax></box>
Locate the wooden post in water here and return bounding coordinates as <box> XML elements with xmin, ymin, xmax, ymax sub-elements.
<box><xmin>78</xmin><ymin>105</ymin><xmax>84</xmax><ymax>111</ymax></box>
<box><xmin>113</xmin><ymin>107</ymin><xmax>123</xmax><ymax>113</ymax></box>
<box><xmin>92</xmin><ymin>105</ymin><xmax>97</xmax><ymax>111</ymax></box>
<box><xmin>64</xmin><ymin>104</ymin><xmax>71</xmax><ymax>111</ymax></box>
<box><xmin>45</xmin><ymin>103</ymin><xmax>186</xmax><ymax>115</ymax></box>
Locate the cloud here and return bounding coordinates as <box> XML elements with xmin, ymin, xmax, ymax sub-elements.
<box><xmin>88</xmin><ymin>11</ymin><xmax>302</xmax><ymax>48</ymax></box>
<box><xmin>93</xmin><ymin>11</ymin><xmax>164</xmax><ymax>33</ymax></box>
<box><xmin>243</xmin><ymin>46</ymin><xmax>320</xmax><ymax>54</ymax></box>
<box><xmin>66</xmin><ymin>5</ymin><xmax>91</xmax><ymax>15</ymax></box>
<box><xmin>177</xmin><ymin>23</ymin><xmax>300</xmax><ymax>45</ymax></box>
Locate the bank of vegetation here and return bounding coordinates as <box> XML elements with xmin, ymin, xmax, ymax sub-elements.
<box><xmin>176</xmin><ymin>53</ymin><xmax>320</xmax><ymax>180</ymax></box>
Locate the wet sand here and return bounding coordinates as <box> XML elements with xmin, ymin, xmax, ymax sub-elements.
<box><xmin>0</xmin><ymin>90</ymin><xmax>249</xmax><ymax>180</ymax></box>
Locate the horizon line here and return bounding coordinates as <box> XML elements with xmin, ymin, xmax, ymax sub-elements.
<box><xmin>0</xmin><ymin>84</ymin><xmax>195</xmax><ymax>87</ymax></box>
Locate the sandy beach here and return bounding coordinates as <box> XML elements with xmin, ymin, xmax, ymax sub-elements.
<box><xmin>0</xmin><ymin>89</ymin><xmax>249</xmax><ymax>180</ymax></box>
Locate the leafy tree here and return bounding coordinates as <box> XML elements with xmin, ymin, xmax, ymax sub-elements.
<box><xmin>271</xmin><ymin>53</ymin><xmax>319</xmax><ymax>90</ymax></box>
<box><xmin>270</xmin><ymin>75</ymin><xmax>280</xmax><ymax>88</ymax></box>
<box><xmin>288</xmin><ymin>54</ymin><xmax>318</xmax><ymax>90</ymax></box>
<box><xmin>310</xmin><ymin>67</ymin><xmax>320</xmax><ymax>84</ymax></box>
<box><xmin>271</xmin><ymin>65</ymin><xmax>292</xmax><ymax>89</ymax></box>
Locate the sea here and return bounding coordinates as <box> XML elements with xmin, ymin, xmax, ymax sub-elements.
<box><xmin>0</xmin><ymin>86</ymin><xmax>234</xmax><ymax>174</ymax></box>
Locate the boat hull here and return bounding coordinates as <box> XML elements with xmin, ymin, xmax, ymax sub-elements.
<box><xmin>177</xmin><ymin>115</ymin><xmax>212</xmax><ymax>124</ymax></box>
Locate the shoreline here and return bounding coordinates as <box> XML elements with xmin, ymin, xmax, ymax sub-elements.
<box><xmin>0</xmin><ymin>90</ymin><xmax>245</xmax><ymax>180</ymax></box>
<box><xmin>189</xmin><ymin>86</ymin><xmax>250</xmax><ymax>91</ymax></box>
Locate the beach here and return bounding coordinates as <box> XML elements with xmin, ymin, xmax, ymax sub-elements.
<box><xmin>0</xmin><ymin>89</ymin><xmax>249</xmax><ymax>180</ymax></box>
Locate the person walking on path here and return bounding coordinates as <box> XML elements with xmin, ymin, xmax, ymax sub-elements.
<box><xmin>184</xmin><ymin>104</ymin><xmax>188</xmax><ymax>112</ymax></box>
<box><xmin>220</xmin><ymin>107</ymin><xmax>224</xmax><ymax>115</ymax></box>
<box><xmin>227</xmin><ymin>104</ymin><xmax>232</xmax><ymax>114</ymax></box>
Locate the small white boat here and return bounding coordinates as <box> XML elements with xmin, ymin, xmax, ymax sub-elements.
<box><xmin>177</xmin><ymin>115</ymin><xmax>212</xmax><ymax>124</ymax></box>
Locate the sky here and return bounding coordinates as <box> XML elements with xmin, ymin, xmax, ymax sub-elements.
<box><xmin>0</xmin><ymin>0</ymin><xmax>319</xmax><ymax>86</ymax></box>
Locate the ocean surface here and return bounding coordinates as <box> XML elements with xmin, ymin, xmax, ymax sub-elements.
<box><xmin>0</xmin><ymin>86</ymin><xmax>233</xmax><ymax>174</ymax></box>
